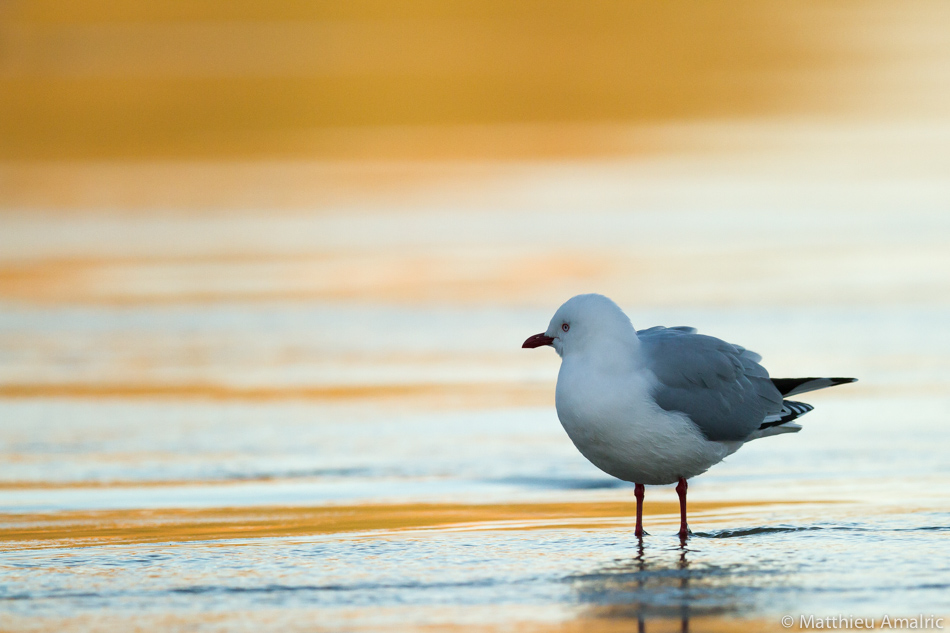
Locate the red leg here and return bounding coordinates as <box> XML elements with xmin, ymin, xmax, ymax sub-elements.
<box><xmin>635</xmin><ymin>483</ymin><xmax>645</xmax><ymax>538</ymax></box>
<box><xmin>676</xmin><ymin>477</ymin><xmax>690</xmax><ymax>538</ymax></box>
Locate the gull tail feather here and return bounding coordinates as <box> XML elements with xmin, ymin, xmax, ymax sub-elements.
<box><xmin>760</xmin><ymin>400</ymin><xmax>813</xmax><ymax>429</ymax></box>
<box><xmin>748</xmin><ymin>400</ymin><xmax>812</xmax><ymax>440</ymax></box>
<box><xmin>750</xmin><ymin>376</ymin><xmax>858</xmax><ymax>442</ymax></box>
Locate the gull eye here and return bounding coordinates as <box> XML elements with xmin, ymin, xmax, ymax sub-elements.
<box><xmin>561</xmin><ymin>323</ymin><xmax>570</xmax><ymax>332</ymax></box>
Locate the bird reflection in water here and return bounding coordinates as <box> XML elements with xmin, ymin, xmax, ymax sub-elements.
<box><xmin>569</xmin><ymin>536</ymin><xmax>752</xmax><ymax>633</ymax></box>
<box><xmin>676</xmin><ymin>540</ymin><xmax>689</xmax><ymax>633</ymax></box>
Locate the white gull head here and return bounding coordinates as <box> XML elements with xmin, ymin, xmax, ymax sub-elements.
<box><xmin>528</xmin><ymin>293</ymin><xmax>641</xmax><ymax>364</ymax></box>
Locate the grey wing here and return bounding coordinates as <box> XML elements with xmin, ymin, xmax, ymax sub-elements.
<box><xmin>638</xmin><ymin>328</ymin><xmax>783</xmax><ymax>441</ymax></box>
<box><xmin>637</xmin><ymin>325</ymin><xmax>697</xmax><ymax>336</ymax></box>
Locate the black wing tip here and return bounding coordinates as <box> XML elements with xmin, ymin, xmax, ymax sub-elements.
<box><xmin>771</xmin><ymin>376</ymin><xmax>858</xmax><ymax>396</ymax></box>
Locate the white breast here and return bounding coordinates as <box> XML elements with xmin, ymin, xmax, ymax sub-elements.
<box><xmin>554</xmin><ymin>357</ymin><xmax>739</xmax><ymax>485</ymax></box>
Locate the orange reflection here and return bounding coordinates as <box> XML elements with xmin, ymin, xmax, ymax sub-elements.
<box><xmin>0</xmin><ymin>499</ymin><xmax>796</xmax><ymax>550</ymax></box>
<box><xmin>0</xmin><ymin>381</ymin><xmax>552</xmax><ymax>407</ymax></box>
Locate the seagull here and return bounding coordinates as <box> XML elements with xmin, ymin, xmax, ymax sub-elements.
<box><xmin>522</xmin><ymin>293</ymin><xmax>855</xmax><ymax>539</ymax></box>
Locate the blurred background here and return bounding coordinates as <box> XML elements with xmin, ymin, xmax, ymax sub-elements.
<box><xmin>1</xmin><ymin>2</ymin><xmax>949</xmax><ymax>632</ymax></box>
<box><xmin>3</xmin><ymin>0</ymin><xmax>950</xmax><ymax>203</ymax></box>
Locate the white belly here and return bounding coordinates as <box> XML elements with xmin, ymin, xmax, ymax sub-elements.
<box><xmin>555</xmin><ymin>360</ymin><xmax>739</xmax><ymax>485</ymax></box>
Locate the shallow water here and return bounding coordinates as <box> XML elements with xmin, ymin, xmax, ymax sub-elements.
<box><xmin>2</xmin><ymin>136</ymin><xmax>950</xmax><ymax>631</ymax></box>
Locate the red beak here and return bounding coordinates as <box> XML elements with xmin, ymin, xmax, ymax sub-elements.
<box><xmin>522</xmin><ymin>333</ymin><xmax>555</xmax><ymax>348</ymax></box>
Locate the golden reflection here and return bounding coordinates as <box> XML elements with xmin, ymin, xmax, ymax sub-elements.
<box><xmin>0</xmin><ymin>251</ymin><xmax>611</xmax><ymax>305</ymax></box>
<box><xmin>0</xmin><ymin>499</ymin><xmax>789</xmax><ymax>550</ymax></box>
<box><xmin>0</xmin><ymin>611</ymin><xmax>785</xmax><ymax>633</ymax></box>
<box><xmin>0</xmin><ymin>381</ymin><xmax>552</xmax><ymax>406</ymax></box>
<box><xmin>1</xmin><ymin>245</ymin><xmax>947</xmax><ymax>307</ymax></box>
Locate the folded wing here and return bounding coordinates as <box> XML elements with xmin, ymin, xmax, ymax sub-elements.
<box><xmin>638</xmin><ymin>327</ymin><xmax>784</xmax><ymax>442</ymax></box>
